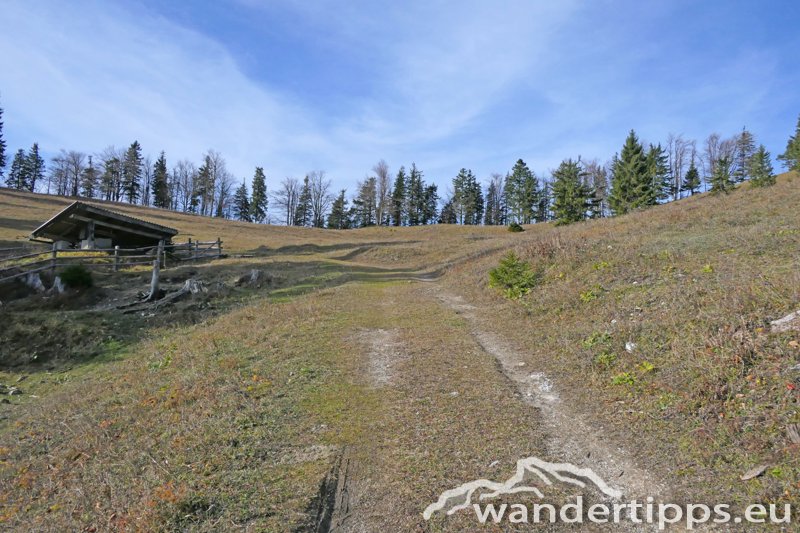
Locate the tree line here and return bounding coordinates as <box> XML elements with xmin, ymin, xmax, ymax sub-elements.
<box><xmin>1</xmin><ymin>96</ymin><xmax>798</xmax><ymax>228</ymax></box>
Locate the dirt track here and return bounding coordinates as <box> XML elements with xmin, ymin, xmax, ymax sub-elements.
<box><xmin>311</xmin><ymin>279</ymin><xmax>673</xmax><ymax>532</ymax></box>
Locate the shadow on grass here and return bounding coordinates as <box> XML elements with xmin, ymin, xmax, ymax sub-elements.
<box><xmin>267</xmin><ymin>266</ymin><xmax>441</xmax><ymax>302</ymax></box>
<box><xmin>0</xmin><ymin>256</ymin><xmax>443</xmax><ymax>373</ymax></box>
<box><xmin>0</xmin><ymin>217</ymin><xmax>44</xmax><ymax>233</ymax></box>
<box><xmin>247</xmin><ymin>240</ymin><xmax>421</xmax><ymax>257</ymax></box>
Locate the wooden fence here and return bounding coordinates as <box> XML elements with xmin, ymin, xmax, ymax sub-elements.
<box><xmin>0</xmin><ymin>238</ymin><xmax>222</xmax><ymax>285</ymax></box>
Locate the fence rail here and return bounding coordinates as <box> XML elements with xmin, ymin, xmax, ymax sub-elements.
<box><xmin>0</xmin><ymin>238</ymin><xmax>223</xmax><ymax>285</ymax></box>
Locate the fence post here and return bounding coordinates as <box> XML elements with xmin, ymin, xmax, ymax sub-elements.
<box><xmin>158</xmin><ymin>240</ymin><xmax>165</xmax><ymax>269</ymax></box>
<box><xmin>216</xmin><ymin>237</ymin><xmax>222</xmax><ymax>259</ymax></box>
<box><xmin>147</xmin><ymin>256</ymin><xmax>160</xmax><ymax>301</ymax></box>
<box><xmin>194</xmin><ymin>241</ymin><xmax>199</xmax><ymax>261</ymax></box>
<box><xmin>51</xmin><ymin>243</ymin><xmax>57</xmax><ymax>276</ymax></box>
<box><xmin>114</xmin><ymin>245</ymin><xmax>120</xmax><ymax>272</ymax></box>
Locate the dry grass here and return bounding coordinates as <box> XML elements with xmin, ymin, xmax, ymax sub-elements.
<box><xmin>2</xmin><ymin>174</ymin><xmax>799</xmax><ymax>529</ymax></box>
<box><xmin>0</xmin><ymin>187</ymin><xmax>511</xmax><ymax>257</ymax></box>
<box><xmin>447</xmin><ymin>172</ymin><xmax>800</xmax><ymax>509</ymax></box>
<box><xmin>0</xmin><ymin>280</ymin><xmax>556</xmax><ymax>531</ymax></box>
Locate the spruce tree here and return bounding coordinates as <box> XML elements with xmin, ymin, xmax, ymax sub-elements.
<box><xmin>390</xmin><ymin>166</ymin><xmax>407</xmax><ymax>226</ymax></box>
<box><xmin>194</xmin><ymin>160</ymin><xmax>210</xmax><ymax>213</ymax></box>
<box><xmin>232</xmin><ymin>180</ymin><xmax>252</xmax><ymax>221</ymax></box>
<box><xmin>483</xmin><ymin>174</ymin><xmax>506</xmax><ymax>226</ymax></box>
<box><xmin>468</xmin><ymin>174</ymin><xmax>484</xmax><ymax>225</ymax></box>
<box><xmin>250</xmin><ymin>167</ymin><xmax>268</xmax><ymax>223</ymax></box>
<box><xmin>293</xmin><ymin>176</ymin><xmax>313</xmax><ymax>226</ymax></box>
<box><xmin>25</xmin><ymin>143</ymin><xmax>45</xmax><ymax>192</ymax></box>
<box><xmin>452</xmin><ymin>168</ymin><xmax>467</xmax><ymax>223</ymax></box>
<box><xmin>452</xmin><ymin>168</ymin><xmax>484</xmax><ymax>225</ymax></box>
<box><xmin>680</xmin><ymin>159</ymin><xmax>701</xmax><ymax>196</ymax></box>
<box><xmin>121</xmin><ymin>141</ymin><xmax>143</xmax><ymax>203</ymax></box>
<box><xmin>732</xmin><ymin>127</ymin><xmax>756</xmax><ymax>183</ymax></box>
<box><xmin>551</xmin><ymin>158</ymin><xmax>590</xmax><ymax>225</ymax></box>
<box><xmin>748</xmin><ymin>145</ymin><xmax>775</xmax><ymax>187</ymax></box>
<box><xmin>406</xmin><ymin>163</ymin><xmax>425</xmax><ymax>226</ymax></box>
<box><xmin>352</xmin><ymin>177</ymin><xmax>377</xmax><ymax>227</ymax></box>
<box><xmin>327</xmin><ymin>189</ymin><xmax>350</xmax><ymax>229</ymax></box>
<box><xmin>537</xmin><ymin>179</ymin><xmax>551</xmax><ymax>222</ymax></box>
<box><xmin>422</xmin><ymin>184</ymin><xmax>438</xmax><ymax>224</ymax></box>
<box><xmin>778</xmin><ymin>115</ymin><xmax>800</xmax><ymax>172</ymax></box>
<box><xmin>152</xmin><ymin>152</ymin><xmax>170</xmax><ymax>207</ymax></box>
<box><xmin>646</xmin><ymin>143</ymin><xmax>670</xmax><ymax>202</ymax></box>
<box><xmin>438</xmin><ymin>199</ymin><xmax>457</xmax><ymax>224</ymax></box>
<box><xmin>609</xmin><ymin>130</ymin><xmax>649</xmax><ymax>215</ymax></box>
<box><xmin>484</xmin><ymin>181</ymin><xmax>498</xmax><ymax>225</ymax></box>
<box><xmin>709</xmin><ymin>156</ymin><xmax>734</xmax><ymax>193</ymax></box>
<box><xmin>5</xmin><ymin>149</ymin><xmax>26</xmax><ymax>189</ymax></box>
<box><xmin>80</xmin><ymin>156</ymin><xmax>99</xmax><ymax>198</ymax></box>
<box><xmin>0</xmin><ymin>101</ymin><xmax>6</xmax><ymax>179</ymax></box>
<box><xmin>504</xmin><ymin>159</ymin><xmax>538</xmax><ymax>224</ymax></box>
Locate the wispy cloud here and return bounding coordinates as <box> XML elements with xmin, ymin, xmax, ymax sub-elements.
<box><xmin>0</xmin><ymin>0</ymin><xmax>331</xmax><ymax>181</ymax></box>
<box><xmin>1</xmin><ymin>0</ymin><xmax>797</xmax><ymax>192</ymax></box>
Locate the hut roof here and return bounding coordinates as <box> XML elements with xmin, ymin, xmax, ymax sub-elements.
<box><xmin>30</xmin><ymin>202</ymin><xmax>178</xmax><ymax>246</ymax></box>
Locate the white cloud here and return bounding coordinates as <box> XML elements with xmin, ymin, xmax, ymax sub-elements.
<box><xmin>0</xmin><ymin>0</ymin><xmax>332</xmax><ymax>182</ymax></box>
<box><xmin>1</xmin><ymin>0</ymin><xmax>794</xmax><ymax>195</ymax></box>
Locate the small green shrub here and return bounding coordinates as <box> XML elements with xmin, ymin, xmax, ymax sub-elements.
<box><xmin>611</xmin><ymin>372</ymin><xmax>636</xmax><ymax>386</ymax></box>
<box><xmin>489</xmin><ymin>251</ymin><xmax>538</xmax><ymax>299</ymax></box>
<box><xmin>594</xmin><ymin>351</ymin><xmax>617</xmax><ymax>369</ymax></box>
<box><xmin>507</xmin><ymin>222</ymin><xmax>524</xmax><ymax>233</ymax></box>
<box><xmin>638</xmin><ymin>361</ymin><xmax>656</xmax><ymax>373</ymax></box>
<box><xmin>582</xmin><ymin>331</ymin><xmax>612</xmax><ymax>348</ymax></box>
<box><xmin>59</xmin><ymin>264</ymin><xmax>93</xmax><ymax>289</ymax></box>
<box><xmin>148</xmin><ymin>354</ymin><xmax>172</xmax><ymax>372</ymax></box>
<box><xmin>579</xmin><ymin>288</ymin><xmax>599</xmax><ymax>303</ymax></box>
<box><xmin>656</xmin><ymin>392</ymin><xmax>678</xmax><ymax>410</ymax></box>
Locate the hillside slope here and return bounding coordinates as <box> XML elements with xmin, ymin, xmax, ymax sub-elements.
<box><xmin>0</xmin><ymin>175</ymin><xmax>798</xmax><ymax>531</ymax></box>
<box><xmin>0</xmin><ymin>186</ymin><xmax>512</xmax><ymax>257</ymax></box>
<box><xmin>448</xmin><ymin>172</ymin><xmax>800</xmax><ymax>511</ymax></box>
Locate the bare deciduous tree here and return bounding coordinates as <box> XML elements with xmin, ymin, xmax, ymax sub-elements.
<box><xmin>197</xmin><ymin>150</ymin><xmax>227</xmax><ymax>216</ymax></box>
<box><xmin>701</xmin><ymin>133</ymin><xmax>736</xmax><ymax>191</ymax></box>
<box><xmin>215</xmin><ymin>170</ymin><xmax>234</xmax><ymax>218</ymax></box>
<box><xmin>582</xmin><ymin>159</ymin><xmax>609</xmax><ymax>217</ymax></box>
<box><xmin>169</xmin><ymin>160</ymin><xmax>197</xmax><ymax>212</ymax></box>
<box><xmin>98</xmin><ymin>146</ymin><xmax>125</xmax><ymax>201</ymax></box>
<box><xmin>141</xmin><ymin>155</ymin><xmax>152</xmax><ymax>206</ymax></box>
<box><xmin>667</xmin><ymin>134</ymin><xmax>695</xmax><ymax>200</ymax></box>
<box><xmin>47</xmin><ymin>152</ymin><xmax>68</xmax><ymax>196</ymax></box>
<box><xmin>309</xmin><ymin>170</ymin><xmax>333</xmax><ymax>228</ymax></box>
<box><xmin>372</xmin><ymin>159</ymin><xmax>391</xmax><ymax>225</ymax></box>
<box><xmin>63</xmin><ymin>150</ymin><xmax>86</xmax><ymax>197</ymax></box>
<box><xmin>273</xmin><ymin>177</ymin><xmax>301</xmax><ymax>225</ymax></box>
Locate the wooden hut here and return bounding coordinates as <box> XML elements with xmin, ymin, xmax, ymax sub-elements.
<box><xmin>30</xmin><ymin>202</ymin><xmax>178</xmax><ymax>250</ymax></box>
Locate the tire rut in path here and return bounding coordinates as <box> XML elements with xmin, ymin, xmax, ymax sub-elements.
<box><xmin>309</xmin><ymin>446</ymin><xmax>381</xmax><ymax>533</ymax></box>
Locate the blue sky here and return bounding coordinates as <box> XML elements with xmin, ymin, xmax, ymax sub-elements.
<box><xmin>1</xmin><ymin>0</ymin><xmax>798</xmax><ymax>193</ymax></box>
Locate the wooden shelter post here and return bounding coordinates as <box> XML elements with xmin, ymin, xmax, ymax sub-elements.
<box><xmin>50</xmin><ymin>243</ymin><xmax>57</xmax><ymax>276</ymax></box>
<box><xmin>87</xmin><ymin>220</ymin><xmax>95</xmax><ymax>249</ymax></box>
